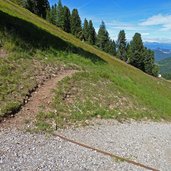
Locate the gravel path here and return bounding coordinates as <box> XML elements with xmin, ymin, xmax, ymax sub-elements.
<box><xmin>0</xmin><ymin>120</ymin><xmax>171</xmax><ymax>171</ymax></box>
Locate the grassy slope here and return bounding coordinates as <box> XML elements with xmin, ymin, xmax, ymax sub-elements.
<box><xmin>0</xmin><ymin>0</ymin><xmax>171</xmax><ymax>127</ymax></box>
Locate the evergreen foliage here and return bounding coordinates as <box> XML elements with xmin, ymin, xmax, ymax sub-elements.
<box><xmin>63</xmin><ymin>6</ymin><xmax>71</xmax><ymax>33</ymax></box>
<box><xmin>129</xmin><ymin>33</ymin><xmax>145</xmax><ymax>70</ymax></box>
<box><xmin>117</xmin><ymin>30</ymin><xmax>127</xmax><ymax>61</ymax></box>
<box><xmin>50</xmin><ymin>4</ymin><xmax>58</xmax><ymax>25</ymax></box>
<box><xmin>70</xmin><ymin>9</ymin><xmax>82</xmax><ymax>38</ymax></box>
<box><xmin>128</xmin><ymin>33</ymin><xmax>159</xmax><ymax>76</ymax></box>
<box><xmin>26</xmin><ymin>0</ymin><xmax>50</xmax><ymax>19</ymax></box>
<box><xmin>105</xmin><ymin>40</ymin><xmax>116</xmax><ymax>56</ymax></box>
<box><xmin>143</xmin><ymin>48</ymin><xmax>155</xmax><ymax>75</ymax></box>
<box><xmin>56</xmin><ymin>0</ymin><xmax>64</xmax><ymax>28</ymax></box>
<box><xmin>24</xmin><ymin>0</ymin><xmax>158</xmax><ymax>77</ymax></box>
<box><xmin>96</xmin><ymin>21</ymin><xmax>109</xmax><ymax>51</ymax></box>
<box><xmin>83</xmin><ymin>19</ymin><xmax>89</xmax><ymax>41</ymax></box>
<box><xmin>88</xmin><ymin>20</ymin><xmax>96</xmax><ymax>45</ymax></box>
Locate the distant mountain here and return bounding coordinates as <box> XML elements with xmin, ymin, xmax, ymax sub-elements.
<box><xmin>144</xmin><ymin>42</ymin><xmax>171</xmax><ymax>50</ymax></box>
<box><xmin>153</xmin><ymin>48</ymin><xmax>171</xmax><ymax>61</ymax></box>
<box><xmin>144</xmin><ymin>42</ymin><xmax>171</xmax><ymax>61</ymax></box>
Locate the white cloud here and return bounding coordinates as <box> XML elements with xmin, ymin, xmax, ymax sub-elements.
<box><xmin>92</xmin><ymin>15</ymin><xmax>171</xmax><ymax>43</ymax></box>
<box><xmin>143</xmin><ymin>38</ymin><xmax>171</xmax><ymax>43</ymax></box>
<box><xmin>140</xmin><ymin>14</ymin><xmax>171</xmax><ymax>30</ymax></box>
<box><xmin>106</xmin><ymin>20</ymin><xmax>145</xmax><ymax>31</ymax></box>
<box><xmin>141</xmin><ymin>32</ymin><xmax>150</xmax><ymax>36</ymax></box>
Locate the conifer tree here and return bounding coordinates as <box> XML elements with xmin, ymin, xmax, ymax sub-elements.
<box><xmin>63</xmin><ymin>6</ymin><xmax>71</xmax><ymax>32</ymax></box>
<box><xmin>129</xmin><ymin>33</ymin><xmax>144</xmax><ymax>70</ymax></box>
<box><xmin>56</xmin><ymin>0</ymin><xmax>64</xmax><ymax>28</ymax></box>
<box><xmin>26</xmin><ymin>0</ymin><xmax>50</xmax><ymax>19</ymax></box>
<box><xmin>88</xmin><ymin>20</ymin><xmax>96</xmax><ymax>45</ymax></box>
<box><xmin>143</xmin><ymin>48</ymin><xmax>155</xmax><ymax>74</ymax></box>
<box><xmin>96</xmin><ymin>21</ymin><xmax>109</xmax><ymax>51</ymax></box>
<box><xmin>83</xmin><ymin>19</ymin><xmax>89</xmax><ymax>41</ymax></box>
<box><xmin>70</xmin><ymin>9</ymin><xmax>82</xmax><ymax>38</ymax></box>
<box><xmin>46</xmin><ymin>9</ymin><xmax>51</xmax><ymax>22</ymax></box>
<box><xmin>105</xmin><ymin>40</ymin><xmax>116</xmax><ymax>56</ymax></box>
<box><xmin>116</xmin><ymin>30</ymin><xmax>127</xmax><ymax>61</ymax></box>
<box><xmin>127</xmin><ymin>33</ymin><xmax>158</xmax><ymax>76</ymax></box>
<box><xmin>50</xmin><ymin>4</ymin><xmax>58</xmax><ymax>25</ymax></box>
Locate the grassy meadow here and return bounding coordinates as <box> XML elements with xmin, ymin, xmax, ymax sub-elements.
<box><xmin>0</xmin><ymin>0</ymin><xmax>171</xmax><ymax>130</ymax></box>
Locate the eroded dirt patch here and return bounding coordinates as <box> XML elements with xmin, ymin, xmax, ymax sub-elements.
<box><xmin>0</xmin><ymin>48</ymin><xmax>7</xmax><ymax>58</ymax></box>
<box><xmin>0</xmin><ymin>70</ymin><xmax>76</xmax><ymax>130</ymax></box>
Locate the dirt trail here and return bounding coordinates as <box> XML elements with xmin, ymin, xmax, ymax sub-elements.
<box><xmin>0</xmin><ymin>70</ymin><xmax>76</xmax><ymax>130</ymax></box>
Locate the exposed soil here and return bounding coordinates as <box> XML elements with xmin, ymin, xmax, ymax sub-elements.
<box><xmin>0</xmin><ymin>69</ymin><xmax>76</xmax><ymax>130</ymax></box>
<box><xmin>0</xmin><ymin>48</ymin><xmax>7</xmax><ymax>58</ymax></box>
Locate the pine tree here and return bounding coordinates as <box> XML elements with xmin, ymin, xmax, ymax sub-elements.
<box><xmin>70</xmin><ymin>9</ymin><xmax>82</xmax><ymax>38</ymax></box>
<box><xmin>129</xmin><ymin>33</ymin><xmax>145</xmax><ymax>70</ymax></box>
<box><xmin>143</xmin><ymin>48</ymin><xmax>155</xmax><ymax>75</ymax></box>
<box><xmin>116</xmin><ymin>30</ymin><xmax>127</xmax><ymax>61</ymax></box>
<box><xmin>88</xmin><ymin>20</ymin><xmax>96</xmax><ymax>45</ymax></box>
<box><xmin>46</xmin><ymin>9</ymin><xmax>51</xmax><ymax>22</ymax></box>
<box><xmin>50</xmin><ymin>4</ymin><xmax>58</xmax><ymax>25</ymax></box>
<box><xmin>26</xmin><ymin>0</ymin><xmax>50</xmax><ymax>19</ymax></box>
<box><xmin>105</xmin><ymin>40</ymin><xmax>116</xmax><ymax>56</ymax></box>
<box><xmin>96</xmin><ymin>21</ymin><xmax>109</xmax><ymax>51</ymax></box>
<box><xmin>26</xmin><ymin>0</ymin><xmax>37</xmax><ymax>14</ymax></box>
<box><xmin>63</xmin><ymin>6</ymin><xmax>71</xmax><ymax>32</ymax></box>
<box><xmin>127</xmin><ymin>33</ymin><xmax>158</xmax><ymax>76</ymax></box>
<box><xmin>83</xmin><ymin>19</ymin><xmax>89</xmax><ymax>41</ymax></box>
<box><xmin>56</xmin><ymin>0</ymin><xmax>64</xmax><ymax>28</ymax></box>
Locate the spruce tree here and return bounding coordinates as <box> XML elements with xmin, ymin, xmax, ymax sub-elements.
<box><xmin>83</xmin><ymin>19</ymin><xmax>89</xmax><ymax>41</ymax></box>
<box><xmin>127</xmin><ymin>33</ymin><xmax>158</xmax><ymax>76</ymax></box>
<box><xmin>116</xmin><ymin>30</ymin><xmax>127</xmax><ymax>61</ymax></box>
<box><xmin>50</xmin><ymin>4</ymin><xmax>58</xmax><ymax>25</ymax></box>
<box><xmin>144</xmin><ymin>48</ymin><xmax>159</xmax><ymax>76</ymax></box>
<box><xmin>88</xmin><ymin>20</ymin><xmax>96</xmax><ymax>45</ymax></box>
<box><xmin>96</xmin><ymin>21</ymin><xmax>109</xmax><ymax>51</ymax></box>
<box><xmin>70</xmin><ymin>9</ymin><xmax>82</xmax><ymax>38</ymax></box>
<box><xmin>26</xmin><ymin>0</ymin><xmax>50</xmax><ymax>19</ymax></box>
<box><xmin>56</xmin><ymin>0</ymin><xmax>64</xmax><ymax>28</ymax></box>
<box><xmin>46</xmin><ymin>9</ymin><xmax>51</xmax><ymax>22</ymax></box>
<box><xmin>129</xmin><ymin>33</ymin><xmax>144</xmax><ymax>70</ymax></box>
<box><xmin>105</xmin><ymin>40</ymin><xmax>116</xmax><ymax>56</ymax></box>
<box><xmin>63</xmin><ymin>6</ymin><xmax>71</xmax><ymax>33</ymax></box>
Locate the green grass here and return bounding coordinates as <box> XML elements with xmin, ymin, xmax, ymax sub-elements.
<box><xmin>0</xmin><ymin>0</ymin><xmax>171</xmax><ymax>128</ymax></box>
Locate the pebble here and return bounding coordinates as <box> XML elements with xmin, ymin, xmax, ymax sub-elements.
<box><xmin>0</xmin><ymin>120</ymin><xmax>171</xmax><ymax>171</ymax></box>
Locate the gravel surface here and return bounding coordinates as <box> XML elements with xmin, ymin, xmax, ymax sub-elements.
<box><xmin>0</xmin><ymin>120</ymin><xmax>171</xmax><ymax>171</ymax></box>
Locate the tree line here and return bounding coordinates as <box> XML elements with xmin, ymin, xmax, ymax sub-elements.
<box><xmin>12</xmin><ymin>0</ymin><xmax>159</xmax><ymax>77</ymax></box>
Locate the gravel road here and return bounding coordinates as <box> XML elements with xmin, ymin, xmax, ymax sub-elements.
<box><xmin>0</xmin><ymin>120</ymin><xmax>171</xmax><ymax>171</ymax></box>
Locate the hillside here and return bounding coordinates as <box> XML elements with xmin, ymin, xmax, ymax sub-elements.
<box><xmin>144</xmin><ymin>42</ymin><xmax>171</xmax><ymax>61</ymax></box>
<box><xmin>154</xmin><ymin>49</ymin><xmax>171</xmax><ymax>61</ymax></box>
<box><xmin>0</xmin><ymin>0</ymin><xmax>171</xmax><ymax>129</ymax></box>
<box><xmin>144</xmin><ymin>42</ymin><xmax>171</xmax><ymax>50</ymax></box>
<box><xmin>158</xmin><ymin>57</ymin><xmax>171</xmax><ymax>73</ymax></box>
<box><xmin>158</xmin><ymin>57</ymin><xmax>171</xmax><ymax>79</ymax></box>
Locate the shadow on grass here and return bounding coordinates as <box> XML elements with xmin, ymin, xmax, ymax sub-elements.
<box><xmin>0</xmin><ymin>11</ymin><xmax>105</xmax><ymax>64</ymax></box>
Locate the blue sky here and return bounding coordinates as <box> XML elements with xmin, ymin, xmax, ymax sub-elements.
<box><xmin>49</xmin><ymin>0</ymin><xmax>171</xmax><ymax>43</ymax></box>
